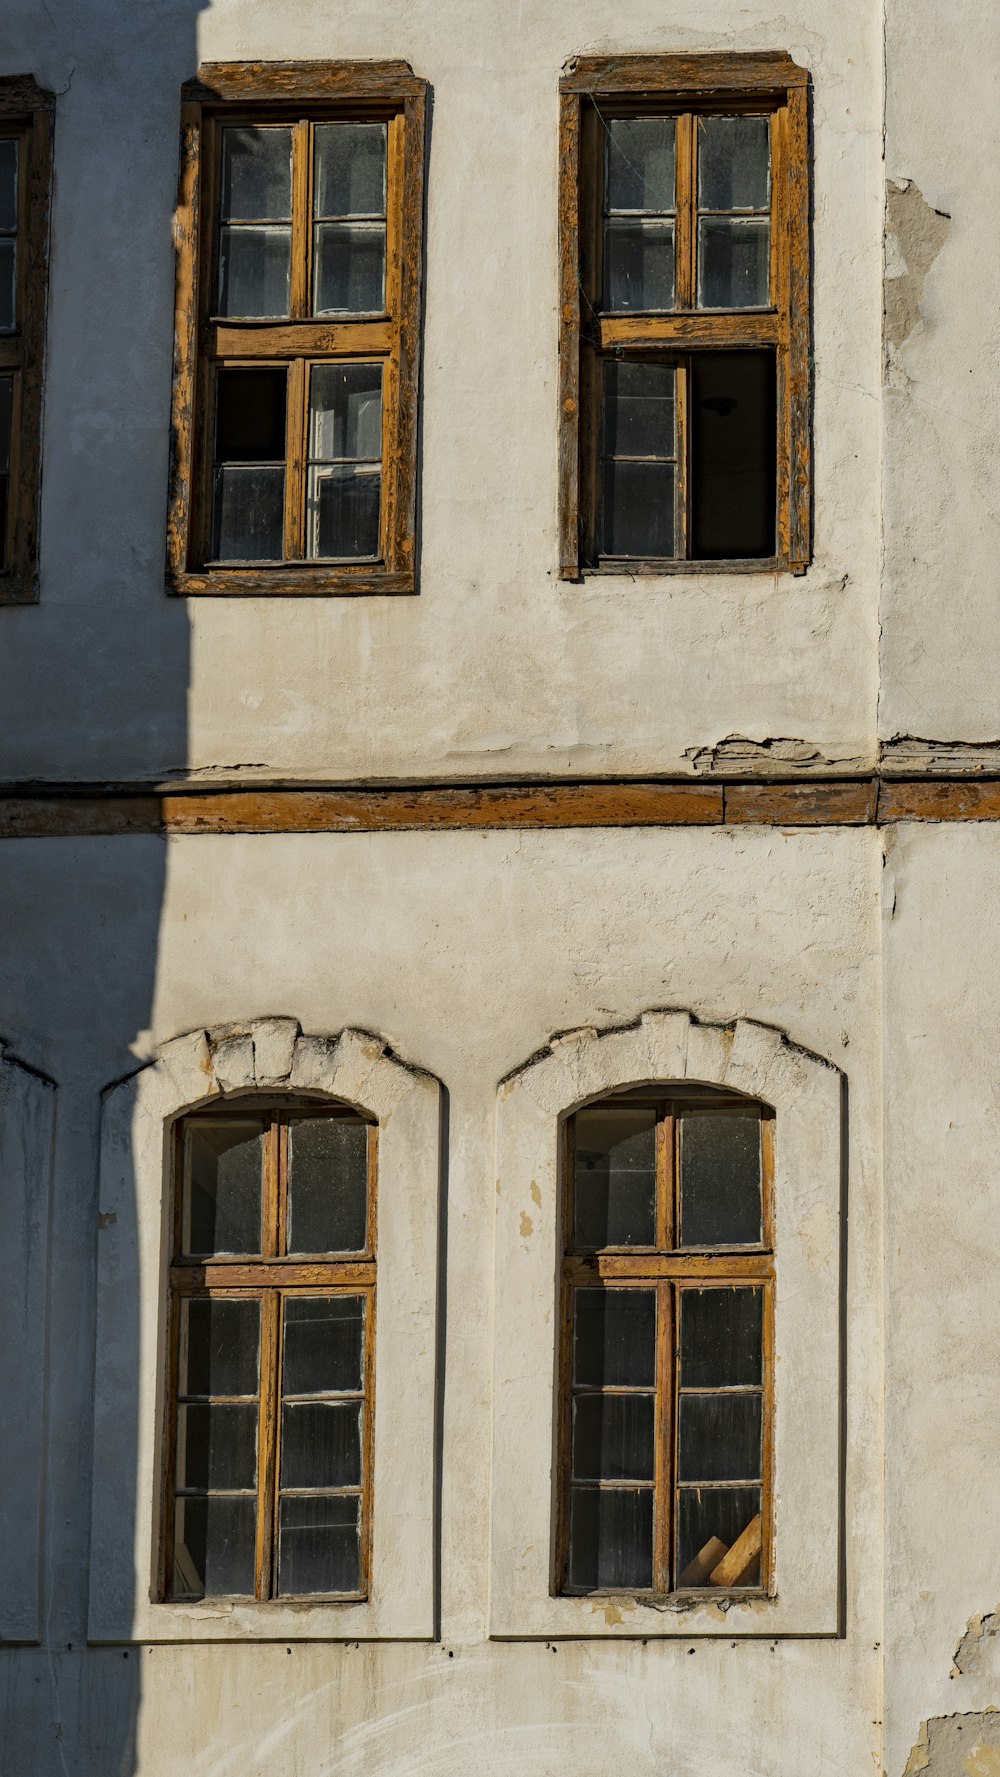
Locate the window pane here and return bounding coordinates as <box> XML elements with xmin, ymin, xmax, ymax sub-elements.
<box><xmin>676</xmin><ymin>1487</ymin><xmax>761</xmax><ymax>1587</ymax></box>
<box><xmin>314</xmin><ymin>221</ymin><xmax>386</xmax><ymax>315</ymax></box>
<box><xmin>0</xmin><ymin>374</ymin><xmax>11</xmax><ymax>569</ymax></box>
<box><xmin>573</xmin><ymin>1104</ymin><xmax>656</xmax><ymax>1248</ymax></box>
<box><xmin>177</xmin><ymin>1403</ymin><xmax>258</xmax><ymax>1491</ymax></box>
<box><xmin>678</xmin><ymin>1394</ymin><xmax>762</xmax><ymax>1482</ymax></box>
<box><xmin>572</xmin><ymin>1394</ymin><xmax>654</xmax><ymax>1482</ymax></box>
<box><xmin>0</xmin><ymin>138</ymin><xmax>17</xmax><ymax>232</ymax></box>
<box><xmin>282</xmin><ymin>1296</ymin><xmax>364</xmax><ymax>1396</ymax></box>
<box><xmin>179</xmin><ymin>1297</ymin><xmax>260</xmax><ymax>1399</ymax></box>
<box><xmin>220</xmin><ymin>127</ymin><xmax>292</xmax><ymax>221</ymax></box>
<box><xmin>213</xmin><ymin>466</ymin><xmax>285</xmax><ymax>561</ymax></box>
<box><xmin>573</xmin><ymin>1289</ymin><xmax>655</xmax><ymax>1389</ymax></box>
<box><xmin>698</xmin><ymin>117</ymin><xmax>770</xmax><ymax>212</ymax></box>
<box><xmin>602</xmin><ymin>361</ymin><xmax>675</xmax><ymax>460</ymax></box>
<box><xmin>0</xmin><ymin>238</ymin><xmax>15</xmax><ymax>332</ymax></box>
<box><xmin>287</xmin><ymin>1117</ymin><xmax>368</xmax><ymax>1254</ymax></box>
<box><xmin>173</xmin><ymin>1495</ymin><xmax>256</xmax><ymax>1598</ymax></box>
<box><xmin>314</xmin><ymin>123</ymin><xmax>387</xmax><ymax>217</ymax></box>
<box><xmin>679</xmin><ymin>1112</ymin><xmax>762</xmax><ymax>1245</ymax></box>
<box><xmin>306</xmin><ymin>467</ymin><xmax>380</xmax><ymax>560</ymax></box>
<box><xmin>604</xmin><ymin>218</ymin><xmax>674</xmax><ymax>311</ymax></box>
<box><xmin>216</xmin><ymin>365</ymin><xmax>287</xmax><ymax>462</ymax></box>
<box><xmin>601</xmin><ymin>459</ymin><xmax>675</xmax><ymax>558</ymax></box>
<box><xmin>568</xmin><ymin>1486</ymin><xmax>653</xmax><ymax>1590</ymax></box>
<box><xmin>697</xmin><ymin>217</ymin><xmax>770</xmax><ymax>309</ymax></box>
<box><xmin>281</xmin><ymin>1401</ymin><xmax>362</xmax><ymax>1489</ymax></box>
<box><xmin>183</xmin><ymin>1121</ymin><xmax>264</xmax><ymax>1254</ymax></box>
<box><xmin>606</xmin><ymin>118</ymin><xmax>675</xmax><ymax>213</ymax></box>
<box><xmin>309</xmin><ymin>363</ymin><xmax>383</xmax><ymax>462</ymax></box>
<box><xmin>680</xmin><ymin>1286</ymin><xmax>763</xmax><ymax>1388</ymax></box>
<box><xmin>278</xmin><ymin>1494</ymin><xmax>360</xmax><ymax>1595</ymax></box>
<box><xmin>690</xmin><ymin>351</ymin><xmax>775</xmax><ymax>559</ymax></box>
<box><xmin>218</xmin><ymin>225</ymin><xmax>292</xmax><ymax>319</ymax></box>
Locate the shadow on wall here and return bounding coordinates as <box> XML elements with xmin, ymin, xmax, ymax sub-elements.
<box><xmin>0</xmin><ymin>0</ymin><xmax>207</xmax><ymax>1771</ymax></box>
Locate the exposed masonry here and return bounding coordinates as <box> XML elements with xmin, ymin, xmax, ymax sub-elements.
<box><xmin>952</xmin><ymin>1606</ymin><xmax>1000</xmax><ymax>1677</ymax></box>
<box><xmin>884</xmin><ymin>179</ymin><xmax>951</xmax><ymax>363</ymax></box>
<box><xmin>903</xmin><ymin>1712</ymin><xmax>1000</xmax><ymax>1777</ymax></box>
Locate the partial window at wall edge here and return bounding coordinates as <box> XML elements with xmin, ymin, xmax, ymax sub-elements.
<box><xmin>0</xmin><ymin>76</ymin><xmax>54</xmax><ymax>605</ymax></box>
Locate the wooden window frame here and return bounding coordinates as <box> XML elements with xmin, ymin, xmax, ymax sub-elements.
<box><xmin>166</xmin><ymin>61</ymin><xmax>427</xmax><ymax>598</ymax></box>
<box><xmin>161</xmin><ymin>1098</ymin><xmax>378</xmax><ymax>1604</ymax></box>
<box><xmin>0</xmin><ymin>76</ymin><xmax>53</xmax><ymax>605</ymax></box>
<box><xmin>557</xmin><ymin>52</ymin><xmax>811</xmax><ymax>579</ymax></box>
<box><xmin>556</xmin><ymin>1088</ymin><xmax>775</xmax><ymax>1599</ymax></box>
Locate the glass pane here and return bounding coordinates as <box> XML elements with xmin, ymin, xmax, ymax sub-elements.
<box><xmin>601</xmin><ymin>459</ymin><xmax>675</xmax><ymax>558</ymax></box>
<box><xmin>281</xmin><ymin>1401</ymin><xmax>362</xmax><ymax>1489</ymax></box>
<box><xmin>216</xmin><ymin>365</ymin><xmax>287</xmax><ymax>463</ymax></box>
<box><xmin>173</xmin><ymin>1495</ymin><xmax>256</xmax><ymax>1598</ymax></box>
<box><xmin>177</xmin><ymin>1403</ymin><xmax>258</xmax><ymax>1491</ymax></box>
<box><xmin>604</xmin><ymin>219</ymin><xmax>674</xmax><ymax>311</ymax></box>
<box><xmin>680</xmin><ymin>1113</ymin><xmax>762</xmax><ymax>1245</ymax></box>
<box><xmin>572</xmin><ymin>1394</ymin><xmax>654</xmax><ymax>1482</ymax></box>
<box><xmin>606</xmin><ymin>118</ymin><xmax>675</xmax><ymax>212</ymax></box>
<box><xmin>314</xmin><ymin>222</ymin><xmax>386</xmax><ymax>315</ymax></box>
<box><xmin>573</xmin><ymin>1105</ymin><xmax>656</xmax><ymax>1248</ymax></box>
<box><xmin>0</xmin><ymin>374</ymin><xmax>11</xmax><ymax>473</ymax></box>
<box><xmin>680</xmin><ymin>1287</ymin><xmax>763</xmax><ymax>1387</ymax></box>
<box><xmin>218</xmin><ymin>225</ymin><xmax>291</xmax><ymax>318</ymax></box>
<box><xmin>180</xmin><ymin>1297</ymin><xmax>260</xmax><ymax>1399</ymax></box>
<box><xmin>213</xmin><ymin>465</ymin><xmax>285</xmax><ymax>561</ymax></box>
<box><xmin>0</xmin><ymin>239</ymin><xmax>15</xmax><ymax>331</ymax></box>
<box><xmin>697</xmin><ymin>217</ymin><xmax>770</xmax><ymax>309</ymax></box>
<box><xmin>287</xmin><ymin>1117</ymin><xmax>368</xmax><ymax>1254</ymax></box>
<box><xmin>690</xmin><ymin>351</ymin><xmax>776</xmax><ymax>559</ymax></box>
<box><xmin>603</xmin><ymin>361</ymin><xmax>675</xmax><ymax>460</ymax></box>
<box><xmin>306</xmin><ymin>466</ymin><xmax>380</xmax><ymax>560</ymax></box>
<box><xmin>183</xmin><ymin>1121</ymin><xmax>264</xmax><ymax>1254</ymax></box>
<box><xmin>0</xmin><ymin>138</ymin><xmax>17</xmax><ymax>232</ymax></box>
<box><xmin>573</xmin><ymin>1289</ymin><xmax>655</xmax><ymax>1389</ymax></box>
<box><xmin>676</xmin><ymin>1487</ymin><xmax>761</xmax><ymax>1587</ymax></box>
<box><xmin>309</xmin><ymin>363</ymin><xmax>383</xmax><ymax>462</ymax></box>
<box><xmin>282</xmin><ymin>1296</ymin><xmax>364</xmax><ymax>1396</ymax></box>
<box><xmin>278</xmin><ymin>1494</ymin><xmax>360</xmax><ymax>1595</ymax></box>
<box><xmin>678</xmin><ymin>1394</ymin><xmax>762</xmax><ymax>1482</ymax></box>
<box><xmin>568</xmin><ymin>1486</ymin><xmax>653</xmax><ymax>1590</ymax></box>
<box><xmin>314</xmin><ymin>123</ymin><xmax>387</xmax><ymax>217</ymax></box>
<box><xmin>220</xmin><ymin>127</ymin><xmax>292</xmax><ymax>221</ymax></box>
<box><xmin>698</xmin><ymin>116</ymin><xmax>770</xmax><ymax>212</ymax></box>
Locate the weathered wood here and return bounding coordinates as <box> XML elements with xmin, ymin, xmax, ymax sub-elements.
<box><xmin>165</xmin><ymin>103</ymin><xmax>202</xmax><ymax>581</ymax></box>
<box><xmin>168</xmin><ymin>567</ymin><xmax>415</xmax><ymax>597</ymax></box>
<box><xmin>877</xmin><ymin>779</ymin><xmax>1000</xmax><ymax>822</ymax></box>
<box><xmin>599</xmin><ymin>312</ymin><xmax>779</xmax><ymax>349</ymax></box>
<box><xmin>785</xmin><ymin>84</ymin><xmax>811</xmax><ymax>568</ymax></box>
<box><xmin>208</xmin><ymin>320</ymin><xmax>392</xmax><ymax>358</ymax></box>
<box><xmin>171</xmin><ymin>1261</ymin><xmax>376</xmax><ymax>1290</ymax></box>
<box><xmin>164</xmin><ymin>783</ymin><xmax>723</xmax><ymax>833</ymax></box>
<box><xmin>709</xmin><ymin>1513</ymin><xmax>762</xmax><ymax>1586</ymax></box>
<box><xmin>560</xmin><ymin>52</ymin><xmax>810</xmax><ymax>95</ymax></box>
<box><xmin>677</xmin><ymin>1535</ymin><xmax>729</xmax><ymax>1587</ymax></box>
<box><xmin>564</xmin><ymin>1252</ymin><xmax>774</xmax><ymax>1283</ymax></box>
<box><xmin>557</xmin><ymin>92</ymin><xmax>582</xmax><ymax>579</ymax></box>
<box><xmin>725</xmin><ymin>781</ymin><xmax>877</xmax><ymax>825</ymax></box>
<box><xmin>187</xmin><ymin>62</ymin><xmax>424</xmax><ymax>103</ymax></box>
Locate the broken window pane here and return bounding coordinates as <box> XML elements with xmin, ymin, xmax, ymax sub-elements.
<box><xmin>183</xmin><ymin>1120</ymin><xmax>265</xmax><ymax>1254</ymax></box>
<box><xmin>574</xmin><ymin>1103</ymin><xmax>656</xmax><ymax>1247</ymax></box>
<box><xmin>287</xmin><ymin>1117</ymin><xmax>369</xmax><ymax>1254</ymax></box>
<box><xmin>690</xmin><ymin>351</ymin><xmax>775</xmax><ymax>560</ymax></box>
<box><xmin>278</xmin><ymin>1494</ymin><xmax>360</xmax><ymax>1595</ymax></box>
<box><xmin>680</xmin><ymin>1110</ymin><xmax>763</xmax><ymax>1244</ymax></box>
<box><xmin>212</xmin><ymin>366</ymin><xmax>287</xmax><ymax>561</ymax></box>
<box><xmin>568</xmin><ymin>1486</ymin><xmax>654</xmax><ymax>1591</ymax></box>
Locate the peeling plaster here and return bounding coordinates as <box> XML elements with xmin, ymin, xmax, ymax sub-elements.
<box><xmin>884</xmin><ymin>179</ymin><xmax>951</xmax><ymax>367</ymax></box>
<box><xmin>682</xmin><ymin>734</ymin><xmax>870</xmax><ymax>776</ymax></box>
<box><xmin>952</xmin><ymin>1608</ymin><xmax>1000</xmax><ymax>1678</ymax></box>
<box><xmin>903</xmin><ymin>1712</ymin><xmax>1000</xmax><ymax>1777</ymax></box>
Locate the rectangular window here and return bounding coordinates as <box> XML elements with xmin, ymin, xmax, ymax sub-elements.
<box><xmin>167</xmin><ymin>63</ymin><xmax>426</xmax><ymax>596</ymax></box>
<box><xmin>163</xmin><ymin>1105</ymin><xmax>377</xmax><ymax>1602</ymax></box>
<box><xmin>558</xmin><ymin>53</ymin><xmax>810</xmax><ymax>577</ymax></box>
<box><xmin>559</xmin><ymin>1090</ymin><xmax>773</xmax><ymax>1596</ymax></box>
<box><xmin>0</xmin><ymin>79</ymin><xmax>53</xmax><ymax>603</ymax></box>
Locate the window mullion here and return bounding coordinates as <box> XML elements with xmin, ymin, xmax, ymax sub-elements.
<box><xmin>290</xmin><ymin>119</ymin><xmax>310</xmax><ymax>319</ymax></box>
<box><xmin>283</xmin><ymin>355</ymin><xmax>308</xmax><ymax>561</ymax></box>
<box><xmin>675</xmin><ymin>359</ymin><xmax>689</xmax><ymax>560</ymax></box>
<box><xmin>675</xmin><ymin>113</ymin><xmax>695</xmax><ymax>309</ymax></box>
<box><xmin>255</xmin><ymin>1287</ymin><xmax>280</xmax><ymax>1600</ymax></box>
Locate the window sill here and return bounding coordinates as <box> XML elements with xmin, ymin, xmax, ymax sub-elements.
<box><xmin>167</xmin><ymin>565</ymin><xmax>416</xmax><ymax>597</ymax></box>
<box><xmin>569</xmin><ymin>556</ymin><xmax>806</xmax><ymax>580</ymax></box>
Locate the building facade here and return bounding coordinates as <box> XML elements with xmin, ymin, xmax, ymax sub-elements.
<box><xmin>0</xmin><ymin>2</ymin><xmax>997</xmax><ymax>1774</ymax></box>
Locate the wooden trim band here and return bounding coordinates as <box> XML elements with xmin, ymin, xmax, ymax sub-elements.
<box><xmin>6</xmin><ymin>774</ymin><xmax>1000</xmax><ymax>835</ymax></box>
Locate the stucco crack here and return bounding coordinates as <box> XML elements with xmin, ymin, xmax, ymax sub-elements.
<box><xmin>884</xmin><ymin>179</ymin><xmax>951</xmax><ymax>372</ymax></box>
<box><xmin>903</xmin><ymin>1711</ymin><xmax>1000</xmax><ymax>1777</ymax></box>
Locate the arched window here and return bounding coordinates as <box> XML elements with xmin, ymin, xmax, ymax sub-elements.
<box><xmin>559</xmin><ymin>1085</ymin><xmax>773</xmax><ymax>1596</ymax></box>
<box><xmin>163</xmin><ymin>1099</ymin><xmax>377</xmax><ymax>1603</ymax></box>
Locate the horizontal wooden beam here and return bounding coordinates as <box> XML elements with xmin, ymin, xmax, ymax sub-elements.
<box><xmin>208</xmin><ymin>319</ymin><xmax>391</xmax><ymax>359</ymax></box>
<box><xmin>4</xmin><ymin>776</ymin><xmax>1000</xmax><ymax>836</ymax></box>
<box><xmin>599</xmin><ymin>312</ymin><xmax>780</xmax><ymax>350</ymax></box>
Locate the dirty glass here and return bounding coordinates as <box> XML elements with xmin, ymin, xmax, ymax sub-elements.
<box><xmin>287</xmin><ymin>1116</ymin><xmax>369</xmax><ymax>1253</ymax></box>
<box><xmin>313</xmin><ymin>123</ymin><xmax>387</xmax><ymax>315</ymax></box>
<box><xmin>679</xmin><ymin>1112</ymin><xmax>762</xmax><ymax>1245</ymax></box>
<box><xmin>278</xmin><ymin>1495</ymin><xmax>360</xmax><ymax>1595</ymax></box>
<box><xmin>675</xmin><ymin>1486</ymin><xmax>762</xmax><ymax>1587</ymax></box>
<box><xmin>600</xmin><ymin>361</ymin><xmax>677</xmax><ymax>559</ymax></box>
<box><xmin>211</xmin><ymin>366</ymin><xmax>287</xmax><ymax>561</ymax></box>
<box><xmin>217</xmin><ymin>126</ymin><xmax>292</xmax><ymax>317</ymax></box>
<box><xmin>568</xmin><ymin>1486</ymin><xmax>654</xmax><ymax>1591</ymax></box>
<box><xmin>568</xmin><ymin>1288</ymin><xmax>656</xmax><ymax>1590</ymax></box>
<box><xmin>282</xmin><ymin>1295</ymin><xmax>365</xmax><ymax>1397</ymax></box>
<box><xmin>0</xmin><ymin>137</ymin><xmax>17</xmax><ymax>332</ymax></box>
<box><xmin>179</xmin><ymin>1297</ymin><xmax>260</xmax><ymax>1399</ymax></box>
<box><xmin>573</xmin><ymin>1287</ymin><xmax>656</xmax><ymax>1389</ymax></box>
<box><xmin>171</xmin><ymin>1297</ymin><xmax>261</xmax><ymax>1600</ymax></box>
<box><xmin>173</xmin><ymin>1495</ymin><xmax>256</xmax><ymax>1598</ymax></box>
<box><xmin>675</xmin><ymin>1286</ymin><xmax>763</xmax><ymax>1586</ymax></box>
<box><xmin>306</xmin><ymin>362</ymin><xmax>382</xmax><ymax>559</ymax></box>
<box><xmin>277</xmin><ymin>1295</ymin><xmax>366</xmax><ymax>1595</ymax></box>
<box><xmin>573</xmin><ymin>1102</ymin><xmax>657</xmax><ymax>1246</ymax></box>
<box><xmin>696</xmin><ymin>116</ymin><xmax>770</xmax><ymax>309</ymax></box>
<box><xmin>604</xmin><ymin>117</ymin><xmax>676</xmax><ymax>311</ymax></box>
<box><xmin>183</xmin><ymin>1120</ymin><xmax>265</xmax><ymax>1254</ymax></box>
<box><xmin>0</xmin><ymin>374</ymin><xmax>11</xmax><ymax>567</ymax></box>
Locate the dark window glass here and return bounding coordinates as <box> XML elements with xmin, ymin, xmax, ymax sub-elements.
<box><xmin>573</xmin><ymin>1288</ymin><xmax>656</xmax><ymax>1389</ymax></box>
<box><xmin>690</xmin><ymin>351</ymin><xmax>775</xmax><ymax>560</ymax></box>
<box><xmin>696</xmin><ymin>116</ymin><xmax>771</xmax><ymax>311</ymax></box>
<box><xmin>306</xmin><ymin>363</ymin><xmax>382</xmax><ymax>560</ymax></box>
<box><xmin>568</xmin><ymin>1487</ymin><xmax>654</xmax><ymax>1590</ymax></box>
<box><xmin>572</xmin><ymin>1393</ymin><xmax>655</xmax><ymax>1482</ymax></box>
<box><xmin>287</xmin><ymin>1117</ymin><xmax>369</xmax><ymax>1253</ymax></box>
<box><xmin>218</xmin><ymin>127</ymin><xmax>292</xmax><ymax>318</ymax></box>
<box><xmin>278</xmin><ymin>1495</ymin><xmax>360</xmax><ymax>1596</ymax></box>
<box><xmin>212</xmin><ymin>367</ymin><xmax>287</xmax><ymax>561</ymax></box>
<box><xmin>313</xmin><ymin>123</ymin><xmax>387</xmax><ymax>315</ymax></box>
<box><xmin>573</xmin><ymin>1103</ymin><xmax>656</xmax><ymax>1247</ymax></box>
<box><xmin>183</xmin><ymin>1121</ymin><xmax>264</xmax><ymax>1254</ymax></box>
<box><xmin>0</xmin><ymin>136</ymin><xmax>17</xmax><ymax>334</ymax></box>
<box><xmin>0</xmin><ymin>373</ymin><xmax>11</xmax><ymax>568</ymax></box>
<box><xmin>179</xmin><ymin>1297</ymin><xmax>260</xmax><ymax>1400</ymax></box>
<box><xmin>600</xmin><ymin>360</ymin><xmax>677</xmax><ymax>559</ymax></box>
<box><xmin>282</xmin><ymin>1295</ymin><xmax>364</xmax><ymax>1396</ymax></box>
<box><xmin>604</xmin><ymin>118</ymin><xmax>676</xmax><ymax>311</ymax></box>
<box><xmin>676</xmin><ymin>1486</ymin><xmax>762</xmax><ymax>1588</ymax></box>
<box><xmin>177</xmin><ymin>1402</ymin><xmax>258</xmax><ymax>1491</ymax></box>
<box><xmin>680</xmin><ymin>1111</ymin><xmax>763</xmax><ymax>1245</ymax></box>
<box><xmin>680</xmin><ymin>1286</ymin><xmax>763</xmax><ymax>1387</ymax></box>
<box><xmin>174</xmin><ymin>1496</ymin><xmax>256</xmax><ymax>1598</ymax></box>
<box><xmin>678</xmin><ymin>1393</ymin><xmax>762</xmax><ymax>1482</ymax></box>
<box><xmin>281</xmin><ymin>1400</ymin><xmax>362</xmax><ymax>1489</ymax></box>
